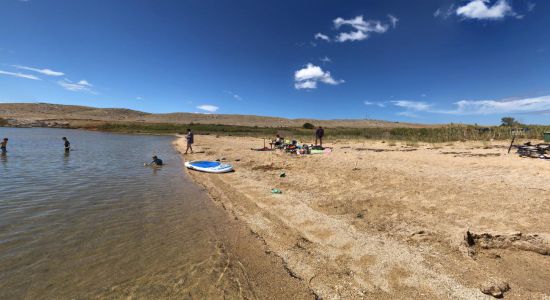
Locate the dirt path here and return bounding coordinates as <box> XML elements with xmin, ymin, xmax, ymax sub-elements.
<box><xmin>176</xmin><ymin>135</ymin><xmax>550</xmax><ymax>299</ymax></box>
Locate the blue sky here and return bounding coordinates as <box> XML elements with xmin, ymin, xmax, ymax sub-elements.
<box><xmin>1</xmin><ymin>0</ymin><xmax>549</xmax><ymax>125</ymax></box>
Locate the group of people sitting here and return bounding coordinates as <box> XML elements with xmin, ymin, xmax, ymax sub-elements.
<box><xmin>269</xmin><ymin>126</ymin><xmax>326</xmax><ymax>154</ymax></box>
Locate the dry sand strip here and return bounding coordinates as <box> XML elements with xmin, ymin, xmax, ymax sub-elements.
<box><xmin>175</xmin><ymin>135</ymin><xmax>550</xmax><ymax>299</ymax></box>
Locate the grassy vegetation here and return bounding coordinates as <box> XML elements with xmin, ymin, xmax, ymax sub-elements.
<box><xmin>89</xmin><ymin>122</ymin><xmax>550</xmax><ymax>142</ymax></box>
<box><xmin>0</xmin><ymin>118</ymin><xmax>8</xmax><ymax>127</ymax></box>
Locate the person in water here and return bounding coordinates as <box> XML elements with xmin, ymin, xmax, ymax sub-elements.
<box><xmin>184</xmin><ymin>128</ymin><xmax>194</xmax><ymax>154</ymax></box>
<box><xmin>62</xmin><ymin>137</ymin><xmax>70</xmax><ymax>152</ymax></box>
<box><xmin>315</xmin><ymin>126</ymin><xmax>325</xmax><ymax>147</ymax></box>
<box><xmin>1</xmin><ymin>138</ymin><xmax>8</xmax><ymax>153</ymax></box>
<box><xmin>150</xmin><ymin>155</ymin><xmax>163</xmax><ymax>166</ymax></box>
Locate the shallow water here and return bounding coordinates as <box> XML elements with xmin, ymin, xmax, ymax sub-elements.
<box><xmin>0</xmin><ymin>128</ymin><xmax>265</xmax><ymax>299</ymax></box>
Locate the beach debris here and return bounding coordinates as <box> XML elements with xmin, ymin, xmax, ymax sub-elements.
<box><xmin>464</xmin><ymin>230</ymin><xmax>550</xmax><ymax>256</ymax></box>
<box><xmin>271</xmin><ymin>188</ymin><xmax>282</xmax><ymax>194</ymax></box>
<box><xmin>441</xmin><ymin>151</ymin><xmax>500</xmax><ymax>158</ymax></box>
<box><xmin>279</xmin><ymin>172</ymin><xmax>286</xmax><ymax>178</ymax></box>
<box><xmin>252</xmin><ymin>164</ymin><xmax>282</xmax><ymax>171</ymax></box>
<box><xmin>251</xmin><ymin>147</ymin><xmax>274</xmax><ymax>151</ymax></box>
<box><xmin>355</xmin><ymin>148</ymin><xmax>417</xmax><ymax>152</ymax></box>
<box><xmin>480</xmin><ymin>279</ymin><xmax>510</xmax><ymax>298</ymax></box>
<box><xmin>515</xmin><ymin>142</ymin><xmax>550</xmax><ymax>159</ymax></box>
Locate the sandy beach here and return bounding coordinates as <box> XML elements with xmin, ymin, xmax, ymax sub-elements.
<box><xmin>176</xmin><ymin>135</ymin><xmax>550</xmax><ymax>299</ymax></box>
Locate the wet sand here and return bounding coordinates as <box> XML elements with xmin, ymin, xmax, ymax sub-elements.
<box><xmin>176</xmin><ymin>135</ymin><xmax>550</xmax><ymax>299</ymax></box>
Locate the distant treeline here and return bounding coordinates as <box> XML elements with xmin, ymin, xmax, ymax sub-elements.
<box><xmin>92</xmin><ymin>122</ymin><xmax>550</xmax><ymax>142</ymax></box>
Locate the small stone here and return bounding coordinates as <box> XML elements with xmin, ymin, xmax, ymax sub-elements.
<box><xmin>480</xmin><ymin>279</ymin><xmax>510</xmax><ymax>298</ymax></box>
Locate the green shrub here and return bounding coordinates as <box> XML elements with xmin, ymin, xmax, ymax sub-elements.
<box><xmin>90</xmin><ymin>122</ymin><xmax>550</xmax><ymax>142</ymax></box>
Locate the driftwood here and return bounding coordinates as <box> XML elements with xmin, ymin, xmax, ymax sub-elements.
<box><xmin>507</xmin><ymin>136</ymin><xmax>515</xmax><ymax>154</ymax></box>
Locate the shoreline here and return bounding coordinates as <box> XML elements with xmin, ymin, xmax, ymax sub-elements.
<box><xmin>175</xmin><ymin>134</ymin><xmax>550</xmax><ymax>299</ymax></box>
<box><xmin>171</xmin><ymin>137</ymin><xmax>316</xmax><ymax>299</ymax></box>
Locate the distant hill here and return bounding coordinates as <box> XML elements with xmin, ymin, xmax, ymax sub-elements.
<box><xmin>0</xmin><ymin>102</ymin><xmax>433</xmax><ymax>128</ymax></box>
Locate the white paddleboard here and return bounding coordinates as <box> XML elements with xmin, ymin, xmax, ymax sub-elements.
<box><xmin>185</xmin><ymin>160</ymin><xmax>233</xmax><ymax>173</ymax></box>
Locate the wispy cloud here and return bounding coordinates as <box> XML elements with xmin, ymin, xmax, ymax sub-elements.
<box><xmin>223</xmin><ymin>90</ymin><xmax>242</xmax><ymax>101</ymax></box>
<box><xmin>392</xmin><ymin>100</ymin><xmax>432</xmax><ymax>111</ymax></box>
<box><xmin>388</xmin><ymin>14</ymin><xmax>399</xmax><ymax>28</ymax></box>
<box><xmin>197</xmin><ymin>104</ymin><xmax>219</xmax><ymax>113</ymax></box>
<box><xmin>12</xmin><ymin>65</ymin><xmax>64</xmax><ymax>76</ymax></box>
<box><xmin>320</xmin><ymin>56</ymin><xmax>331</xmax><ymax>63</ymax></box>
<box><xmin>396</xmin><ymin>111</ymin><xmax>419</xmax><ymax>118</ymax></box>
<box><xmin>314</xmin><ymin>33</ymin><xmax>330</xmax><ymax>42</ymax></box>
<box><xmin>434</xmin><ymin>4</ymin><xmax>456</xmax><ymax>19</ymax></box>
<box><xmin>294</xmin><ymin>63</ymin><xmax>343</xmax><ymax>90</ymax></box>
<box><xmin>443</xmin><ymin>96</ymin><xmax>550</xmax><ymax>115</ymax></box>
<box><xmin>58</xmin><ymin>79</ymin><xmax>95</xmax><ymax>93</ymax></box>
<box><xmin>0</xmin><ymin>70</ymin><xmax>41</xmax><ymax>80</ymax></box>
<box><xmin>364</xmin><ymin>100</ymin><xmax>385</xmax><ymax>107</ymax></box>
<box><xmin>390</xmin><ymin>95</ymin><xmax>550</xmax><ymax>116</ymax></box>
<box><xmin>456</xmin><ymin>0</ymin><xmax>515</xmax><ymax>20</ymax></box>
<box><xmin>333</xmin><ymin>15</ymin><xmax>392</xmax><ymax>42</ymax></box>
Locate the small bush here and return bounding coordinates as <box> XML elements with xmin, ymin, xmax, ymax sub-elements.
<box><xmin>0</xmin><ymin>118</ymin><xmax>8</xmax><ymax>126</ymax></box>
<box><xmin>302</xmin><ymin>122</ymin><xmax>315</xmax><ymax>129</ymax></box>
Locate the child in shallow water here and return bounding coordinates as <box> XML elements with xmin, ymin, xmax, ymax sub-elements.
<box><xmin>62</xmin><ymin>137</ymin><xmax>70</xmax><ymax>152</ymax></box>
<box><xmin>149</xmin><ymin>155</ymin><xmax>163</xmax><ymax>166</ymax></box>
<box><xmin>1</xmin><ymin>138</ymin><xmax>8</xmax><ymax>153</ymax></box>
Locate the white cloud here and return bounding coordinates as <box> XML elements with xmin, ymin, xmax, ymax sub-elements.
<box><xmin>294</xmin><ymin>63</ymin><xmax>343</xmax><ymax>90</ymax></box>
<box><xmin>332</xmin><ymin>15</ymin><xmax>392</xmax><ymax>42</ymax></box>
<box><xmin>12</xmin><ymin>65</ymin><xmax>64</xmax><ymax>76</ymax></box>
<box><xmin>58</xmin><ymin>78</ymin><xmax>94</xmax><ymax>93</ymax></box>
<box><xmin>78</xmin><ymin>80</ymin><xmax>92</xmax><ymax>87</ymax></box>
<box><xmin>314</xmin><ymin>33</ymin><xmax>330</xmax><ymax>42</ymax></box>
<box><xmin>392</xmin><ymin>100</ymin><xmax>432</xmax><ymax>111</ymax></box>
<box><xmin>456</xmin><ymin>0</ymin><xmax>515</xmax><ymax>20</ymax></box>
<box><xmin>320</xmin><ymin>56</ymin><xmax>331</xmax><ymax>63</ymax></box>
<box><xmin>295</xmin><ymin>80</ymin><xmax>317</xmax><ymax>89</ymax></box>
<box><xmin>0</xmin><ymin>70</ymin><xmax>41</xmax><ymax>80</ymax></box>
<box><xmin>388</xmin><ymin>14</ymin><xmax>399</xmax><ymax>28</ymax></box>
<box><xmin>136</xmin><ymin>96</ymin><xmax>143</xmax><ymax>100</ymax></box>
<box><xmin>197</xmin><ymin>104</ymin><xmax>219</xmax><ymax>113</ymax></box>
<box><xmin>336</xmin><ymin>30</ymin><xmax>368</xmax><ymax>42</ymax></box>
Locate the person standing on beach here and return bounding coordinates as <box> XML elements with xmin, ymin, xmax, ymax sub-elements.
<box><xmin>184</xmin><ymin>129</ymin><xmax>194</xmax><ymax>154</ymax></box>
<box><xmin>1</xmin><ymin>138</ymin><xmax>8</xmax><ymax>153</ymax></box>
<box><xmin>315</xmin><ymin>126</ymin><xmax>324</xmax><ymax>147</ymax></box>
<box><xmin>62</xmin><ymin>137</ymin><xmax>70</xmax><ymax>152</ymax></box>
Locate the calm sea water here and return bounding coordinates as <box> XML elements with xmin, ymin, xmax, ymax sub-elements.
<box><xmin>0</xmin><ymin>128</ymin><xmax>251</xmax><ymax>299</ymax></box>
